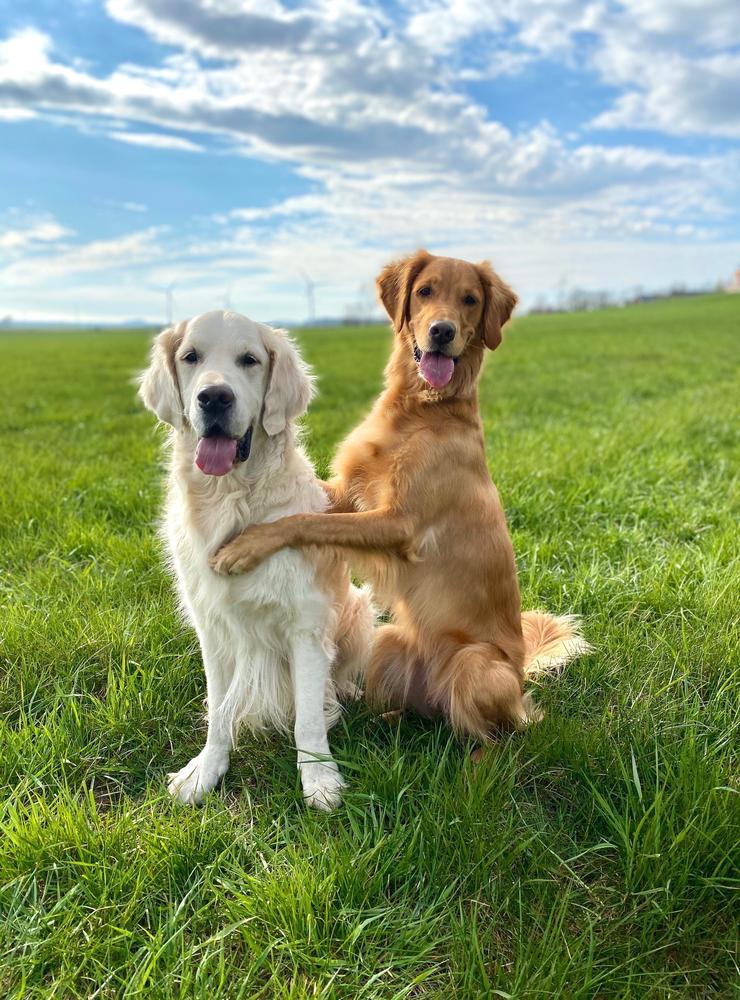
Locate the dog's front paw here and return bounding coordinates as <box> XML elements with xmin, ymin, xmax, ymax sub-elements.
<box><xmin>209</xmin><ymin>538</ymin><xmax>253</xmax><ymax>575</ymax></box>
<box><xmin>210</xmin><ymin>529</ymin><xmax>279</xmax><ymax>575</ymax></box>
<box><xmin>300</xmin><ymin>761</ymin><xmax>346</xmax><ymax>812</ymax></box>
<box><xmin>167</xmin><ymin>749</ymin><xmax>229</xmax><ymax>805</ymax></box>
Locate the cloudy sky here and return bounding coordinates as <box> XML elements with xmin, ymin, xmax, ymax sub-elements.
<box><xmin>1</xmin><ymin>0</ymin><xmax>738</xmax><ymax>323</ymax></box>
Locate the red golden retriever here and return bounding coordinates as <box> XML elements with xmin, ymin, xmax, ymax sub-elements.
<box><xmin>213</xmin><ymin>250</ymin><xmax>588</xmax><ymax>738</ymax></box>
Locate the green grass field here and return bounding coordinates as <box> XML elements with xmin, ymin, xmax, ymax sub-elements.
<box><xmin>1</xmin><ymin>294</ymin><xmax>738</xmax><ymax>998</ymax></box>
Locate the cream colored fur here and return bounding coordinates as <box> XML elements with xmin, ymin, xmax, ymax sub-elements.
<box><xmin>138</xmin><ymin>310</ymin><xmax>374</xmax><ymax>810</ymax></box>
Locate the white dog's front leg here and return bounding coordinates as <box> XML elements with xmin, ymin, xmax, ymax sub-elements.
<box><xmin>291</xmin><ymin>633</ymin><xmax>345</xmax><ymax>811</ymax></box>
<box><xmin>168</xmin><ymin>630</ymin><xmax>235</xmax><ymax>805</ymax></box>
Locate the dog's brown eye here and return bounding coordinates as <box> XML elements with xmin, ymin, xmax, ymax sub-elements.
<box><xmin>463</xmin><ymin>294</ymin><xmax>477</xmax><ymax>306</ymax></box>
<box><xmin>238</xmin><ymin>353</ymin><xmax>259</xmax><ymax>367</ymax></box>
<box><xmin>418</xmin><ymin>286</ymin><xmax>432</xmax><ymax>297</ymax></box>
<box><xmin>182</xmin><ymin>350</ymin><xmax>198</xmax><ymax>365</ymax></box>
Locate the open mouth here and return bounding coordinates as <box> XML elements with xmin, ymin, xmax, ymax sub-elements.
<box><xmin>413</xmin><ymin>342</ymin><xmax>459</xmax><ymax>389</ymax></box>
<box><xmin>194</xmin><ymin>424</ymin><xmax>253</xmax><ymax>477</ymax></box>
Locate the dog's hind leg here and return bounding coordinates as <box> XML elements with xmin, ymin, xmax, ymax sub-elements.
<box><xmin>429</xmin><ymin>642</ymin><xmax>529</xmax><ymax>740</ymax></box>
<box><xmin>366</xmin><ymin>625</ymin><xmax>441</xmax><ymax>718</ymax></box>
<box><xmin>167</xmin><ymin>628</ymin><xmax>235</xmax><ymax>805</ymax></box>
<box><xmin>333</xmin><ymin>584</ymin><xmax>376</xmax><ymax>700</ymax></box>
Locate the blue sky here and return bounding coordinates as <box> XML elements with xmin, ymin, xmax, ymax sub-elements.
<box><xmin>0</xmin><ymin>0</ymin><xmax>738</xmax><ymax>323</ymax></box>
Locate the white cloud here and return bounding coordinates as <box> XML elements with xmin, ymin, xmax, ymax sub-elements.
<box><xmin>105</xmin><ymin>0</ymin><xmax>315</xmax><ymax>56</ymax></box>
<box><xmin>405</xmin><ymin>0</ymin><xmax>602</xmax><ymax>59</ymax></box>
<box><xmin>0</xmin><ymin>26</ymin><xmax>53</xmax><ymax>80</ymax></box>
<box><xmin>0</xmin><ymin>1</ymin><xmax>736</xmax><ymax>165</ymax></box>
<box><xmin>406</xmin><ymin>0</ymin><xmax>506</xmax><ymax>53</ymax></box>
<box><xmin>616</xmin><ymin>0</ymin><xmax>740</xmax><ymax>51</ymax></box>
<box><xmin>0</xmin><ymin>217</ymin><xmax>74</xmax><ymax>253</ymax></box>
<box><xmin>0</xmin><ymin>21</ymin><xmax>445</xmax><ymax>163</ymax></box>
<box><xmin>1</xmin><ymin>226</ymin><xmax>168</xmax><ymax>284</ymax></box>
<box><xmin>99</xmin><ymin>198</ymin><xmax>149</xmax><ymax>213</ymax></box>
<box><xmin>0</xmin><ymin>21</ymin><xmax>728</xmax><ymax>200</ymax></box>
<box><xmin>404</xmin><ymin>0</ymin><xmax>740</xmax><ymax>139</ymax></box>
<box><xmin>0</xmin><ymin>106</ymin><xmax>35</xmax><ymax>121</ymax></box>
<box><xmin>108</xmin><ymin>130</ymin><xmax>204</xmax><ymax>151</ymax></box>
<box><xmin>590</xmin><ymin>39</ymin><xmax>740</xmax><ymax>139</ymax></box>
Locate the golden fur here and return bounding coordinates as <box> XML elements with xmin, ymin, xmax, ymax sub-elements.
<box><xmin>213</xmin><ymin>252</ymin><xmax>588</xmax><ymax>738</ymax></box>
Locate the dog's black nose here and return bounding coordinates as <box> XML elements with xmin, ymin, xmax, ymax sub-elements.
<box><xmin>197</xmin><ymin>384</ymin><xmax>235</xmax><ymax>411</ymax></box>
<box><xmin>429</xmin><ymin>321</ymin><xmax>455</xmax><ymax>346</ymax></box>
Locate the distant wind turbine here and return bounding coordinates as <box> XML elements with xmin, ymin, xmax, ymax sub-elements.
<box><xmin>298</xmin><ymin>268</ymin><xmax>323</xmax><ymax>324</ymax></box>
<box><xmin>150</xmin><ymin>282</ymin><xmax>175</xmax><ymax>326</ymax></box>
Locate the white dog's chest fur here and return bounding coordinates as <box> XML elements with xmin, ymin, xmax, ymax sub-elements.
<box><xmin>163</xmin><ymin>433</ymin><xmax>335</xmax><ymax>733</ymax></box>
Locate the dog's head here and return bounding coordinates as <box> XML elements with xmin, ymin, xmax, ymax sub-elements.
<box><xmin>138</xmin><ymin>310</ymin><xmax>313</xmax><ymax>476</ymax></box>
<box><xmin>377</xmin><ymin>250</ymin><xmax>517</xmax><ymax>391</ymax></box>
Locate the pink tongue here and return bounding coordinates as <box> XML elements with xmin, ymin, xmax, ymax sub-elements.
<box><xmin>419</xmin><ymin>351</ymin><xmax>455</xmax><ymax>388</ymax></box>
<box><xmin>195</xmin><ymin>436</ymin><xmax>238</xmax><ymax>476</ymax></box>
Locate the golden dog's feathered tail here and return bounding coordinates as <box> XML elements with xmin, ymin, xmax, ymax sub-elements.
<box><xmin>521</xmin><ymin>611</ymin><xmax>591</xmax><ymax>678</ymax></box>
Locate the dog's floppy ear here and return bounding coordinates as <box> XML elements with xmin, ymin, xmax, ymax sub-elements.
<box><xmin>138</xmin><ymin>321</ymin><xmax>187</xmax><ymax>427</ymax></box>
<box><xmin>476</xmin><ymin>261</ymin><xmax>517</xmax><ymax>351</ymax></box>
<box><xmin>376</xmin><ymin>249</ymin><xmax>433</xmax><ymax>332</ymax></box>
<box><xmin>261</xmin><ymin>325</ymin><xmax>315</xmax><ymax>437</ymax></box>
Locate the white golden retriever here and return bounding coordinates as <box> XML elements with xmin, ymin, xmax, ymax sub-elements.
<box><xmin>138</xmin><ymin>310</ymin><xmax>373</xmax><ymax>810</ymax></box>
